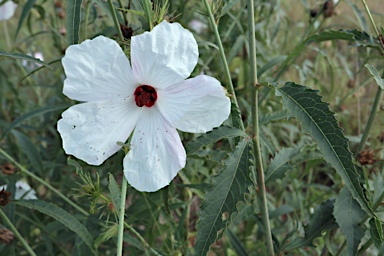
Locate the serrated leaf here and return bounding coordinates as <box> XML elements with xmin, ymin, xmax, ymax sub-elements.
<box><xmin>195</xmin><ymin>137</ymin><xmax>253</xmax><ymax>256</ymax></box>
<box><xmin>280</xmin><ymin>30</ymin><xmax>379</xmax><ymax>71</ymax></box>
<box><xmin>230</xmin><ymin>102</ymin><xmax>244</xmax><ymax>132</ymax></box>
<box><xmin>265</xmin><ymin>146</ymin><xmax>303</xmax><ymax>183</ymax></box>
<box><xmin>285</xmin><ymin>200</ymin><xmax>337</xmax><ymax>250</ymax></box>
<box><xmin>108</xmin><ymin>174</ymin><xmax>121</xmax><ymax>214</ymax></box>
<box><xmin>369</xmin><ymin>218</ymin><xmax>384</xmax><ymax>249</ymax></box>
<box><xmin>0</xmin><ymin>51</ymin><xmax>52</xmax><ymax>69</ymax></box>
<box><xmin>365</xmin><ymin>64</ymin><xmax>384</xmax><ymax>90</ymax></box>
<box><xmin>15</xmin><ymin>0</ymin><xmax>37</xmax><ymax>38</ymax></box>
<box><xmin>333</xmin><ymin>187</ymin><xmax>366</xmax><ymax>256</ymax></box>
<box><xmin>14</xmin><ymin>200</ymin><xmax>97</xmax><ymax>255</ymax></box>
<box><xmin>66</xmin><ymin>0</ymin><xmax>83</xmax><ymax>45</ymax></box>
<box><xmin>186</xmin><ymin>126</ymin><xmax>246</xmax><ymax>155</ymax></box>
<box><xmin>1</xmin><ymin>103</ymin><xmax>69</xmax><ymax>140</ymax></box>
<box><xmin>273</xmin><ymin>82</ymin><xmax>374</xmax><ymax>217</ymax></box>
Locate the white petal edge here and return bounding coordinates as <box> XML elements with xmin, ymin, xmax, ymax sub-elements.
<box><xmin>123</xmin><ymin>107</ymin><xmax>186</xmax><ymax>192</ymax></box>
<box><xmin>57</xmin><ymin>98</ymin><xmax>140</xmax><ymax>165</ymax></box>
<box><xmin>131</xmin><ymin>20</ymin><xmax>198</xmax><ymax>89</ymax></box>
<box><xmin>62</xmin><ymin>36</ymin><xmax>137</xmax><ymax>102</ymax></box>
<box><xmin>156</xmin><ymin>75</ymin><xmax>231</xmax><ymax>133</ymax></box>
<box><xmin>0</xmin><ymin>1</ymin><xmax>17</xmax><ymax>21</ymax></box>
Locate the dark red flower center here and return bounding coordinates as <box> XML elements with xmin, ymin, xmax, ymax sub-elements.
<box><xmin>134</xmin><ymin>85</ymin><xmax>157</xmax><ymax>107</ymax></box>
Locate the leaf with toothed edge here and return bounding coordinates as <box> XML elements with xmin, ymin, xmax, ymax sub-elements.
<box><xmin>194</xmin><ymin>137</ymin><xmax>253</xmax><ymax>256</ymax></box>
<box><xmin>271</xmin><ymin>82</ymin><xmax>375</xmax><ymax>218</ymax></box>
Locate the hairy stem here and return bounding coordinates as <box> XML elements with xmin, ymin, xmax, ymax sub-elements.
<box><xmin>247</xmin><ymin>0</ymin><xmax>274</xmax><ymax>255</ymax></box>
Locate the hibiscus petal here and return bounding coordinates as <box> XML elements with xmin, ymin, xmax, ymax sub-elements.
<box><xmin>157</xmin><ymin>75</ymin><xmax>230</xmax><ymax>133</ymax></box>
<box><xmin>0</xmin><ymin>1</ymin><xmax>17</xmax><ymax>21</ymax></box>
<box><xmin>123</xmin><ymin>107</ymin><xmax>186</xmax><ymax>192</ymax></box>
<box><xmin>131</xmin><ymin>21</ymin><xmax>198</xmax><ymax>89</ymax></box>
<box><xmin>62</xmin><ymin>36</ymin><xmax>137</xmax><ymax>102</ymax></box>
<box><xmin>57</xmin><ymin>98</ymin><xmax>139</xmax><ymax>165</ymax></box>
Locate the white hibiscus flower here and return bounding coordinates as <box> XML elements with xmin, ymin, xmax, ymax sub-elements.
<box><xmin>0</xmin><ymin>180</ymin><xmax>37</xmax><ymax>200</ymax></box>
<box><xmin>57</xmin><ymin>21</ymin><xmax>230</xmax><ymax>192</ymax></box>
<box><xmin>0</xmin><ymin>0</ymin><xmax>17</xmax><ymax>21</ymax></box>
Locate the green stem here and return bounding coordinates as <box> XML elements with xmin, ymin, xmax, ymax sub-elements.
<box><xmin>357</xmin><ymin>0</ymin><xmax>384</xmax><ymax>153</ymax></box>
<box><xmin>361</xmin><ymin>0</ymin><xmax>380</xmax><ymax>37</ymax></box>
<box><xmin>117</xmin><ymin>0</ymin><xmax>128</xmax><ymax>26</ymax></box>
<box><xmin>202</xmin><ymin>0</ymin><xmax>244</xmax><ymax>131</ymax></box>
<box><xmin>247</xmin><ymin>1</ymin><xmax>274</xmax><ymax>255</ymax></box>
<box><xmin>0</xmin><ymin>148</ymin><xmax>89</xmax><ymax>216</ymax></box>
<box><xmin>123</xmin><ymin>222</ymin><xmax>162</xmax><ymax>256</ymax></box>
<box><xmin>0</xmin><ymin>208</ymin><xmax>37</xmax><ymax>256</ymax></box>
<box><xmin>116</xmin><ymin>176</ymin><xmax>128</xmax><ymax>256</ymax></box>
<box><xmin>107</xmin><ymin>0</ymin><xmax>124</xmax><ymax>42</ymax></box>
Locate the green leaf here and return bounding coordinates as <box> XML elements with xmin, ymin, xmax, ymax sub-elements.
<box><xmin>219</xmin><ymin>0</ymin><xmax>240</xmax><ymax>18</ymax></box>
<box><xmin>265</xmin><ymin>146</ymin><xmax>303</xmax><ymax>184</ymax></box>
<box><xmin>186</xmin><ymin>126</ymin><xmax>246</xmax><ymax>155</ymax></box>
<box><xmin>11</xmin><ymin>130</ymin><xmax>43</xmax><ymax>175</ymax></box>
<box><xmin>333</xmin><ymin>187</ymin><xmax>366</xmax><ymax>256</ymax></box>
<box><xmin>273</xmin><ymin>82</ymin><xmax>374</xmax><ymax>217</ymax></box>
<box><xmin>259</xmin><ymin>111</ymin><xmax>287</xmax><ymax>125</ymax></box>
<box><xmin>280</xmin><ymin>30</ymin><xmax>380</xmax><ymax>71</ymax></box>
<box><xmin>66</xmin><ymin>0</ymin><xmax>83</xmax><ymax>45</ymax></box>
<box><xmin>0</xmin><ymin>51</ymin><xmax>52</xmax><ymax>69</ymax></box>
<box><xmin>285</xmin><ymin>200</ymin><xmax>337</xmax><ymax>250</ymax></box>
<box><xmin>369</xmin><ymin>218</ymin><xmax>384</xmax><ymax>249</ymax></box>
<box><xmin>1</xmin><ymin>103</ymin><xmax>69</xmax><ymax>140</ymax></box>
<box><xmin>108</xmin><ymin>174</ymin><xmax>121</xmax><ymax>214</ymax></box>
<box><xmin>15</xmin><ymin>0</ymin><xmax>37</xmax><ymax>38</ymax></box>
<box><xmin>14</xmin><ymin>200</ymin><xmax>97</xmax><ymax>255</ymax></box>
<box><xmin>365</xmin><ymin>64</ymin><xmax>384</xmax><ymax>90</ymax></box>
<box><xmin>195</xmin><ymin>137</ymin><xmax>253</xmax><ymax>256</ymax></box>
<box><xmin>226</xmin><ymin>229</ymin><xmax>247</xmax><ymax>256</ymax></box>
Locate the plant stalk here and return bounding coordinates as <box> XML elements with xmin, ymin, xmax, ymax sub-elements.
<box><xmin>0</xmin><ymin>148</ymin><xmax>89</xmax><ymax>216</ymax></box>
<box><xmin>247</xmin><ymin>0</ymin><xmax>274</xmax><ymax>255</ymax></box>
<box><xmin>202</xmin><ymin>0</ymin><xmax>244</xmax><ymax>131</ymax></box>
<box><xmin>0</xmin><ymin>208</ymin><xmax>37</xmax><ymax>256</ymax></box>
<box><xmin>116</xmin><ymin>176</ymin><xmax>128</xmax><ymax>256</ymax></box>
<box><xmin>107</xmin><ymin>0</ymin><xmax>124</xmax><ymax>42</ymax></box>
<box><xmin>357</xmin><ymin>0</ymin><xmax>384</xmax><ymax>153</ymax></box>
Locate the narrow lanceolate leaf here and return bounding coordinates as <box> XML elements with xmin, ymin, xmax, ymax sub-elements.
<box><xmin>285</xmin><ymin>200</ymin><xmax>337</xmax><ymax>250</ymax></box>
<box><xmin>15</xmin><ymin>200</ymin><xmax>97</xmax><ymax>255</ymax></box>
<box><xmin>365</xmin><ymin>64</ymin><xmax>384</xmax><ymax>90</ymax></box>
<box><xmin>273</xmin><ymin>82</ymin><xmax>374</xmax><ymax>217</ymax></box>
<box><xmin>195</xmin><ymin>137</ymin><xmax>253</xmax><ymax>256</ymax></box>
<box><xmin>66</xmin><ymin>0</ymin><xmax>83</xmax><ymax>45</ymax></box>
<box><xmin>265</xmin><ymin>146</ymin><xmax>303</xmax><ymax>184</ymax></box>
<box><xmin>15</xmin><ymin>0</ymin><xmax>37</xmax><ymax>38</ymax></box>
<box><xmin>108</xmin><ymin>174</ymin><xmax>121</xmax><ymax>214</ymax></box>
<box><xmin>333</xmin><ymin>187</ymin><xmax>366</xmax><ymax>256</ymax></box>
<box><xmin>0</xmin><ymin>51</ymin><xmax>52</xmax><ymax>68</ymax></box>
<box><xmin>280</xmin><ymin>30</ymin><xmax>380</xmax><ymax>70</ymax></box>
<box><xmin>186</xmin><ymin>126</ymin><xmax>246</xmax><ymax>155</ymax></box>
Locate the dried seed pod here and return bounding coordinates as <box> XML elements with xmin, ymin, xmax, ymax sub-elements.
<box><xmin>0</xmin><ymin>188</ymin><xmax>11</xmax><ymax>207</ymax></box>
<box><xmin>323</xmin><ymin>0</ymin><xmax>334</xmax><ymax>18</ymax></box>
<box><xmin>0</xmin><ymin>228</ymin><xmax>14</xmax><ymax>244</ymax></box>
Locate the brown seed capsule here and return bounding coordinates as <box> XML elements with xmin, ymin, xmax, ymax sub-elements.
<box><xmin>357</xmin><ymin>149</ymin><xmax>379</xmax><ymax>165</ymax></box>
<box><xmin>323</xmin><ymin>0</ymin><xmax>334</xmax><ymax>18</ymax></box>
<box><xmin>0</xmin><ymin>228</ymin><xmax>15</xmax><ymax>244</ymax></box>
<box><xmin>0</xmin><ymin>188</ymin><xmax>11</xmax><ymax>207</ymax></box>
<box><xmin>0</xmin><ymin>163</ymin><xmax>16</xmax><ymax>175</ymax></box>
